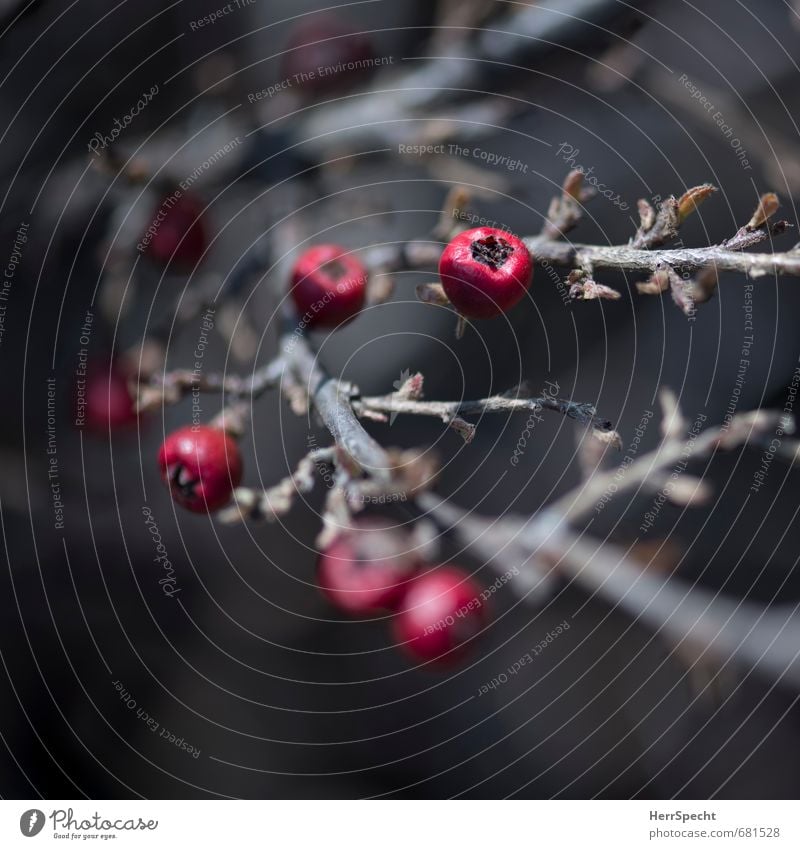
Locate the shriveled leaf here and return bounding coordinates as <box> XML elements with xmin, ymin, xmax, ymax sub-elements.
<box><xmin>686</xmin><ymin>265</ymin><xmax>719</xmax><ymax>304</ymax></box>
<box><xmin>668</xmin><ymin>271</ymin><xmax>696</xmax><ymax>316</ymax></box>
<box><xmin>447</xmin><ymin>416</ymin><xmax>477</xmax><ymax>443</ymax></box>
<box><xmin>416</xmin><ymin>282</ymin><xmax>451</xmax><ymax>306</ymax></box>
<box><xmin>636</xmin><ymin>268</ymin><xmax>671</xmax><ymax>295</ymax></box>
<box><xmin>570</xmin><ymin>278</ymin><xmax>622</xmax><ymax>301</ymax></box>
<box><xmin>366</xmin><ymin>273</ymin><xmax>395</xmax><ymax>305</ymax></box>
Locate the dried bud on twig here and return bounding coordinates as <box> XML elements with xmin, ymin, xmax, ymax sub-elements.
<box><xmin>541</xmin><ymin>170</ymin><xmax>595</xmax><ymax>239</ymax></box>
<box><xmin>435</xmin><ymin>185</ymin><xmax>471</xmax><ymax>239</ymax></box>
<box><xmin>747</xmin><ymin>192</ymin><xmax>780</xmax><ymax>230</ymax></box>
<box><xmin>568</xmin><ymin>269</ymin><xmax>621</xmax><ymax>301</ymax></box>
<box><xmin>631</xmin><ymin>195</ymin><xmax>681</xmax><ymax>249</ymax></box>
<box><xmin>676</xmin><ymin>184</ymin><xmax>717</xmax><ymax>224</ymax></box>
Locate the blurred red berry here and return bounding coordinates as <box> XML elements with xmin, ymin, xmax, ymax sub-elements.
<box><xmin>158</xmin><ymin>425</ymin><xmax>242</xmax><ymax>513</ymax></box>
<box><xmin>290</xmin><ymin>244</ymin><xmax>367</xmax><ymax>328</ymax></box>
<box><xmin>439</xmin><ymin>227</ymin><xmax>533</xmax><ymax>319</ymax></box>
<box><xmin>281</xmin><ymin>15</ymin><xmax>374</xmax><ymax>96</ymax></box>
<box><xmin>144</xmin><ymin>191</ymin><xmax>209</xmax><ymax>270</ymax></box>
<box><xmin>392</xmin><ymin>566</ymin><xmax>487</xmax><ymax>664</ymax></box>
<box><xmin>81</xmin><ymin>365</ymin><xmax>138</xmax><ymax>434</ymax></box>
<box><xmin>317</xmin><ymin>519</ymin><xmax>419</xmax><ymax>615</ymax></box>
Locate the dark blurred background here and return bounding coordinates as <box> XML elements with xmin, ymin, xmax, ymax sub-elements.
<box><xmin>1</xmin><ymin>0</ymin><xmax>800</xmax><ymax>799</ymax></box>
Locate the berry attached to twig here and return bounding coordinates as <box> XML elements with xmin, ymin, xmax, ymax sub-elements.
<box><xmin>290</xmin><ymin>244</ymin><xmax>368</xmax><ymax>328</ymax></box>
<box><xmin>158</xmin><ymin>425</ymin><xmax>242</xmax><ymax>513</ymax></box>
<box><xmin>392</xmin><ymin>566</ymin><xmax>487</xmax><ymax>664</ymax></box>
<box><xmin>317</xmin><ymin>519</ymin><xmax>420</xmax><ymax>614</ymax></box>
<box><xmin>81</xmin><ymin>364</ymin><xmax>138</xmax><ymax>434</ymax></box>
<box><xmin>439</xmin><ymin>227</ymin><xmax>533</xmax><ymax>319</ymax></box>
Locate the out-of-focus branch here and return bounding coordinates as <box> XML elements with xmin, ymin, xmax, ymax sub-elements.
<box><xmin>137</xmin><ymin>357</ymin><xmax>286</xmax><ymax>412</ymax></box>
<box><xmin>290</xmin><ymin>0</ymin><xmax>654</xmax><ymax>156</ymax></box>
<box><xmin>416</xmin><ymin>393</ymin><xmax>800</xmax><ymax>688</ymax></box>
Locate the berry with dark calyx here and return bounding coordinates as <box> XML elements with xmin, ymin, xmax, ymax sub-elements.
<box><xmin>290</xmin><ymin>244</ymin><xmax>368</xmax><ymax>328</ymax></box>
<box><xmin>145</xmin><ymin>190</ymin><xmax>209</xmax><ymax>270</ymax></box>
<box><xmin>281</xmin><ymin>15</ymin><xmax>374</xmax><ymax>96</ymax></box>
<box><xmin>81</xmin><ymin>364</ymin><xmax>138</xmax><ymax>434</ymax></box>
<box><xmin>392</xmin><ymin>566</ymin><xmax>488</xmax><ymax>664</ymax></box>
<box><xmin>439</xmin><ymin>226</ymin><xmax>533</xmax><ymax>319</ymax></box>
<box><xmin>158</xmin><ymin>425</ymin><xmax>242</xmax><ymax>513</ymax></box>
<box><xmin>318</xmin><ymin>519</ymin><xmax>419</xmax><ymax>615</ymax></box>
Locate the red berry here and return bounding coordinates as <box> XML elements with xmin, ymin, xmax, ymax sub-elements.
<box><xmin>81</xmin><ymin>365</ymin><xmax>138</xmax><ymax>434</ymax></box>
<box><xmin>281</xmin><ymin>15</ymin><xmax>374</xmax><ymax>96</ymax></box>
<box><xmin>317</xmin><ymin>520</ymin><xmax>419</xmax><ymax>615</ymax></box>
<box><xmin>158</xmin><ymin>425</ymin><xmax>242</xmax><ymax>513</ymax></box>
<box><xmin>392</xmin><ymin>566</ymin><xmax>488</xmax><ymax>664</ymax></box>
<box><xmin>290</xmin><ymin>244</ymin><xmax>367</xmax><ymax>328</ymax></box>
<box><xmin>145</xmin><ymin>191</ymin><xmax>209</xmax><ymax>270</ymax></box>
<box><xmin>439</xmin><ymin>227</ymin><xmax>533</xmax><ymax>319</ymax></box>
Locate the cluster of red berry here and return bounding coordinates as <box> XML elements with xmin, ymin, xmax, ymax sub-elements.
<box><xmin>81</xmin><ymin>200</ymin><xmax>533</xmax><ymax>664</ymax></box>
<box><xmin>153</xmin><ymin>223</ymin><xmax>534</xmax><ymax>515</ymax></box>
<box><xmin>318</xmin><ymin>519</ymin><xmax>488</xmax><ymax>665</ymax></box>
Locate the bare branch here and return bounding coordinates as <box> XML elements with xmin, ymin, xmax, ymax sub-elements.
<box><xmin>354</xmin><ymin>378</ymin><xmax>618</xmax><ymax>443</ymax></box>
<box><xmin>415</xmin><ymin>397</ymin><xmax>800</xmax><ymax>689</ymax></box>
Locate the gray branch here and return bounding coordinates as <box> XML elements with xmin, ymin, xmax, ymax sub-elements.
<box><xmin>416</xmin><ymin>397</ymin><xmax>800</xmax><ymax>689</ymax></box>
<box><xmin>359</xmin><ymin>226</ymin><xmax>800</xmax><ymax>282</ymax></box>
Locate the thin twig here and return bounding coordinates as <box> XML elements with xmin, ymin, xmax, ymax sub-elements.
<box><xmin>354</xmin><ymin>377</ymin><xmax>616</xmax><ymax>444</ymax></box>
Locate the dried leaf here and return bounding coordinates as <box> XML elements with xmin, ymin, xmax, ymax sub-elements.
<box><xmin>447</xmin><ymin>416</ymin><xmax>477</xmax><ymax>443</ymax></box>
<box><xmin>686</xmin><ymin>265</ymin><xmax>719</xmax><ymax>304</ymax></box>
<box><xmin>636</xmin><ymin>268</ymin><xmax>671</xmax><ymax>295</ymax></box>
<box><xmin>570</xmin><ymin>278</ymin><xmax>622</xmax><ymax>301</ymax></box>
<box><xmin>366</xmin><ymin>273</ymin><xmax>395</xmax><ymax>305</ymax></box>
<box><xmin>562</xmin><ymin>169</ymin><xmax>585</xmax><ymax>200</ymax></box>
<box><xmin>677</xmin><ymin>184</ymin><xmax>717</xmax><ymax>224</ymax></box>
<box><xmin>670</xmin><ymin>276</ymin><xmax>696</xmax><ymax>317</ymax></box>
<box><xmin>435</xmin><ymin>185</ymin><xmax>472</xmax><ymax>238</ymax></box>
<box><xmin>747</xmin><ymin>192</ymin><xmax>780</xmax><ymax>230</ymax></box>
<box><xmin>416</xmin><ymin>282</ymin><xmax>451</xmax><ymax>306</ymax></box>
